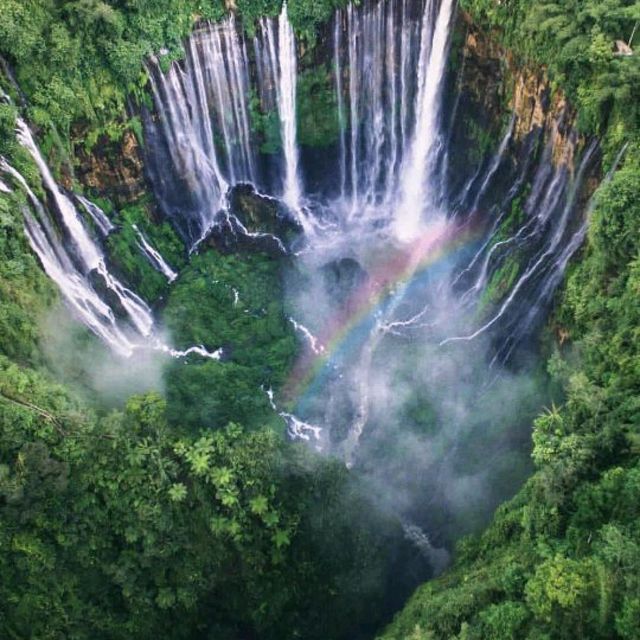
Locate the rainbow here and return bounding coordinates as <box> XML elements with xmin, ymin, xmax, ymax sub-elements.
<box><xmin>283</xmin><ymin>218</ymin><xmax>485</xmax><ymax>407</ymax></box>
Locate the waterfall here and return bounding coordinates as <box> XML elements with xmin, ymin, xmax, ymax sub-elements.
<box><xmin>133</xmin><ymin>224</ymin><xmax>178</xmax><ymax>282</ymax></box>
<box><xmin>145</xmin><ymin>52</ymin><xmax>227</xmax><ymax>244</ymax></box>
<box><xmin>334</xmin><ymin>0</ymin><xmax>421</xmax><ymax>213</ymax></box>
<box><xmin>12</xmin><ymin>118</ymin><xmax>155</xmax><ymax>336</ymax></box>
<box><xmin>143</xmin><ymin>0</ymin><xmax>455</xmax><ymax>240</ymax></box>
<box><xmin>144</xmin><ymin>16</ymin><xmax>263</xmax><ymax>244</ymax></box>
<box><xmin>442</xmin><ymin>137</ymin><xmax>600</xmax><ymax>355</ymax></box>
<box><xmin>333</xmin><ymin>15</ymin><xmax>347</xmax><ymax>198</ymax></box>
<box><xmin>277</xmin><ymin>3</ymin><xmax>303</xmax><ymax>214</ymax></box>
<box><xmin>193</xmin><ymin>17</ymin><xmax>257</xmax><ymax>185</ymax></box>
<box><xmin>328</xmin><ymin>0</ymin><xmax>453</xmax><ymax>228</ymax></box>
<box><xmin>76</xmin><ymin>194</ymin><xmax>115</xmax><ymax>237</ymax></box>
<box><xmin>468</xmin><ymin>114</ymin><xmax>516</xmax><ymax>212</ymax></box>
<box><xmin>145</xmin><ymin>8</ymin><xmax>309</xmax><ymax>244</ymax></box>
<box><xmin>0</xmin><ymin>157</ymin><xmax>139</xmax><ymax>356</ymax></box>
<box><xmin>1</xmin><ymin>114</ymin><xmax>221</xmax><ymax>359</ymax></box>
<box><xmin>255</xmin><ymin>5</ymin><xmax>305</xmax><ymax>222</ymax></box>
<box><xmin>394</xmin><ymin>0</ymin><xmax>455</xmax><ymax>240</ymax></box>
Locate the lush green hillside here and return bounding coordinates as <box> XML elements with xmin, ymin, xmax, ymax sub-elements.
<box><xmin>0</xmin><ymin>1</ymin><xmax>638</xmax><ymax>639</ymax></box>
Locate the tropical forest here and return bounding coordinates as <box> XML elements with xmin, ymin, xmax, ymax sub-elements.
<box><xmin>0</xmin><ymin>0</ymin><xmax>638</xmax><ymax>638</ymax></box>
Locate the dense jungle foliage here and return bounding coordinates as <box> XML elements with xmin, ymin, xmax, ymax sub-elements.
<box><xmin>0</xmin><ymin>0</ymin><xmax>639</xmax><ymax>639</ymax></box>
<box><xmin>380</xmin><ymin>1</ymin><xmax>640</xmax><ymax>637</ymax></box>
<box><xmin>0</xmin><ymin>0</ymin><xmax>347</xmax><ymax>153</ymax></box>
<box><xmin>458</xmin><ymin>0</ymin><xmax>639</xmax><ymax>148</ymax></box>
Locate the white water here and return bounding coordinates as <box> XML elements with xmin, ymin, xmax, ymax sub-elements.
<box><xmin>76</xmin><ymin>194</ymin><xmax>115</xmax><ymax>237</ymax></box>
<box><xmin>442</xmin><ymin>139</ymin><xmax>599</xmax><ymax>348</ymax></box>
<box><xmin>15</xmin><ymin>119</ymin><xmax>102</xmax><ymax>269</ymax></box>
<box><xmin>13</xmin><ymin>118</ymin><xmax>155</xmax><ymax>338</ymax></box>
<box><xmin>277</xmin><ymin>3</ymin><xmax>303</xmax><ymax>215</ymax></box>
<box><xmin>288</xmin><ymin>317</ymin><xmax>325</xmax><ymax>354</ymax></box>
<box><xmin>132</xmin><ymin>223</ymin><xmax>178</xmax><ymax>282</ymax></box>
<box><xmin>394</xmin><ymin>0</ymin><xmax>455</xmax><ymax>241</ymax></box>
<box><xmin>0</xmin><ymin>157</ymin><xmax>138</xmax><ymax>356</ymax></box>
<box><xmin>468</xmin><ymin>114</ymin><xmax>516</xmax><ymax>212</ymax></box>
<box><xmin>254</xmin><ymin>5</ymin><xmax>308</xmax><ymax>229</ymax></box>
<box><xmin>193</xmin><ymin>17</ymin><xmax>257</xmax><ymax>184</ymax></box>
<box><xmin>1</xmin><ymin>116</ymin><xmax>219</xmax><ymax>360</ymax></box>
<box><xmin>264</xmin><ymin>386</ymin><xmax>323</xmax><ymax>445</ymax></box>
<box><xmin>335</xmin><ymin>0</ymin><xmax>421</xmax><ymax>213</ymax></box>
<box><xmin>147</xmin><ymin>37</ymin><xmax>230</xmax><ymax>241</ymax></box>
<box><xmin>151</xmin><ymin>341</ymin><xmax>222</xmax><ymax>360</ymax></box>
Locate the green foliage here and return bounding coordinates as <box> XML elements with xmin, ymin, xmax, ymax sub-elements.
<box><xmin>162</xmin><ymin>250</ymin><xmax>296</xmax><ymax>430</ymax></box>
<box><xmin>297</xmin><ymin>66</ymin><xmax>341</xmax><ymax>147</ymax></box>
<box><xmin>458</xmin><ymin>0</ymin><xmax>640</xmax><ymax>139</ymax></box>
<box><xmin>0</xmin><ymin>191</ymin><xmax>56</xmax><ymax>364</ymax></box>
<box><xmin>465</xmin><ymin>117</ymin><xmax>498</xmax><ymax>164</ymax></box>
<box><xmin>480</xmin><ymin>256</ymin><xmax>520</xmax><ymax>307</ymax></box>
<box><xmin>0</xmin><ymin>358</ymin><xmax>396</xmax><ymax>639</ymax></box>
<box><xmin>0</xmin><ymin>0</ymin><xmax>348</xmax><ymax>155</ymax></box>
<box><xmin>250</xmin><ymin>63</ymin><xmax>342</xmax><ymax>152</ymax></box>
<box><xmin>249</xmin><ymin>90</ymin><xmax>283</xmax><ymax>154</ymax></box>
<box><xmin>105</xmin><ymin>201</ymin><xmax>185</xmax><ymax>303</ymax></box>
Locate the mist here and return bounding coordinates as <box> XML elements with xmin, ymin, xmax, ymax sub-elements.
<box><xmin>280</xmin><ymin>210</ymin><xmax>548</xmax><ymax>571</ymax></box>
<box><xmin>39</xmin><ymin>302</ymin><xmax>167</xmax><ymax>407</ymax></box>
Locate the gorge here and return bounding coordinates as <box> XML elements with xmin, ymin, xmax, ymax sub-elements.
<box><xmin>0</xmin><ymin>0</ymin><xmax>638</xmax><ymax>638</ymax></box>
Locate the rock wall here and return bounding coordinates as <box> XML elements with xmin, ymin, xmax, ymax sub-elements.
<box><xmin>68</xmin><ymin>7</ymin><xmax>592</xmax><ymax>219</ymax></box>
<box><xmin>444</xmin><ymin>8</ymin><xmax>584</xmax><ymax>198</ymax></box>
<box><xmin>72</xmin><ymin>130</ymin><xmax>146</xmax><ymax>206</ymax></box>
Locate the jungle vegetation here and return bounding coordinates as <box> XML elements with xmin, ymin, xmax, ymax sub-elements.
<box><xmin>0</xmin><ymin>1</ymin><xmax>638</xmax><ymax>639</ymax></box>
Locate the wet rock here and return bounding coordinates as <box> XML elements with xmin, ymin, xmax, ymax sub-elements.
<box><xmin>321</xmin><ymin>257</ymin><xmax>368</xmax><ymax>309</ymax></box>
<box><xmin>73</xmin><ymin>131</ymin><xmax>146</xmax><ymax>206</ymax></box>
<box><xmin>206</xmin><ymin>184</ymin><xmax>303</xmax><ymax>256</ymax></box>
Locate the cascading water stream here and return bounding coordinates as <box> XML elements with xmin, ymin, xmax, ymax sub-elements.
<box><xmin>13</xmin><ymin>117</ymin><xmax>155</xmax><ymax>339</ymax></box>
<box><xmin>132</xmin><ymin>224</ymin><xmax>178</xmax><ymax>282</ymax></box>
<box><xmin>1</xmin><ymin>105</ymin><xmax>220</xmax><ymax>360</ymax></box>
<box><xmin>442</xmin><ymin>138</ymin><xmax>599</xmax><ymax>352</ymax></box>
<box><xmin>1</xmin><ymin>156</ymin><xmax>139</xmax><ymax>355</ymax></box>
<box><xmin>394</xmin><ymin>0</ymin><xmax>455</xmax><ymax>240</ymax></box>
<box><xmin>76</xmin><ymin>195</ymin><xmax>115</xmax><ymax>237</ymax></box>
<box><xmin>276</xmin><ymin>3</ymin><xmax>303</xmax><ymax>216</ymax></box>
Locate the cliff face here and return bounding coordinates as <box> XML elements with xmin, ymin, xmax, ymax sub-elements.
<box><xmin>68</xmin><ymin>9</ymin><xmax>591</xmax><ymax>219</ymax></box>
<box><xmin>71</xmin><ymin>130</ymin><xmax>146</xmax><ymax>206</ymax></box>
<box><xmin>445</xmin><ymin>9</ymin><xmax>583</xmax><ymax>197</ymax></box>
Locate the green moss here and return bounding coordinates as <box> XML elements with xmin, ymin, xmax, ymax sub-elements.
<box><xmin>0</xmin><ymin>192</ymin><xmax>57</xmax><ymax>364</ymax></box>
<box><xmin>249</xmin><ymin>89</ymin><xmax>282</xmax><ymax>154</ymax></box>
<box><xmin>466</xmin><ymin>117</ymin><xmax>499</xmax><ymax>164</ymax></box>
<box><xmin>480</xmin><ymin>256</ymin><xmax>520</xmax><ymax>309</ymax></box>
<box><xmin>297</xmin><ymin>66</ymin><xmax>340</xmax><ymax>148</ymax></box>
